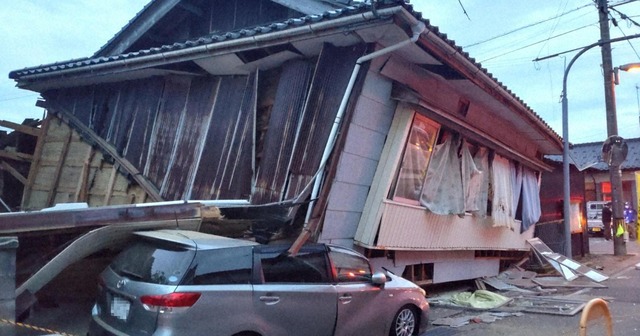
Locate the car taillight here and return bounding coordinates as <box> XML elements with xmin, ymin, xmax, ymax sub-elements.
<box><xmin>140</xmin><ymin>292</ymin><xmax>201</xmax><ymax>308</ymax></box>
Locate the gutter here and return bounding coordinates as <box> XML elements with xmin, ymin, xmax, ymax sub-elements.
<box><xmin>288</xmin><ymin>17</ymin><xmax>427</xmax><ymax>255</ymax></box>
<box><xmin>12</xmin><ymin>6</ymin><xmax>408</xmax><ymax>89</ymax></box>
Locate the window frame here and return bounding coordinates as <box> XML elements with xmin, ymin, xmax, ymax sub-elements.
<box><xmin>390</xmin><ymin>113</ymin><xmax>440</xmax><ymax>205</ymax></box>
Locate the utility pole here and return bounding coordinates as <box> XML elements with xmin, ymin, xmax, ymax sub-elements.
<box><xmin>598</xmin><ymin>0</ymin><xmax>627</xmax><ymax>256</ymax></box>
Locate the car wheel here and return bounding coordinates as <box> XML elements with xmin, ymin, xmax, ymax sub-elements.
<box><xmin>389</xmin><ymin>305</ymin><xmax>417</xmax><ymax>336</ymax></box>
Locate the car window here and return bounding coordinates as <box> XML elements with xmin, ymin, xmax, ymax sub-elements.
<box><xmin>260</xmin><ymin>250</ymin><xmax>330</xmax><ymax>283</ymax></box>
<box><xmin>328</xmin><ymin>246</ymin><xmax>372</xmax><ymax>283</ymax></box>
<box><xmin>183</xmin><ymin>246</ymin><xmax>253</xmax><ymax>285</ymax></box>
<box><xmin>110</xmin><ymin>239</ymin><xmax>195</xmax><ymax>285</ymax></box>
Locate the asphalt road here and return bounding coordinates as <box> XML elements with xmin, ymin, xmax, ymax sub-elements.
<box><xmin>422</xmin><ymin>237</ymin><xmax>640</xmax><ymax>336</ymax></box>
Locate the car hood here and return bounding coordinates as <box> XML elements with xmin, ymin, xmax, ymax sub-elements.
<box><xmin>385</xmin><ymin>271</ymin><xmax>425</xmax><ymax>292</ymax></box>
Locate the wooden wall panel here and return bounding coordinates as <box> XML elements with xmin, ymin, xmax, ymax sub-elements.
<box><xmin>253</xmin><ymin>60</ymin><xmax>313</xmax><ymax>203</ymax></box>
<box><xmin>162</xmin><ymin>77</ymin><xmax>220</xmax><ymax>200</ymax></box>
<box><xmin>190</xmin><ymin>75</ymin><xmax>255</xmax><ymax>200</ymax></box>
<box><xmin>145</xmin><ymin>76</ymin><xmax>191</xmax><ymax>187</ymax></box>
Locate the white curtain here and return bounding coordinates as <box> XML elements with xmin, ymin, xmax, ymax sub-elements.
<box><xmin>420</xmin><ymin>134</ymin><xmax>464</xmax><ymax>215</ymax></box>
<box><xmin>491</xmin><ymin>155</ymin><xmax>514</xmax><ymax>229</ymax></box>
<box><xmin>473</xmin><ymin>147</ymin><xmax>490</xmax><ymax>218</ymax></box>
<box><xmin>521</xmin><ymin>168</ymin><xmax>541</xmax><ymax>232</ymax></box>
<box><xmin>461</xmin><ymin>141</ymin><xmax>483</xmax><ymax>213</ymax></box>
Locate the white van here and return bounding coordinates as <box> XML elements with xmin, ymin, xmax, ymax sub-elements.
<box><xmin>586</xmin><ymin>201</ymin><xmax>608</xmax><ymax>235</ymax></box>
<box><xmin>587</xmin><ymin>201</ymin><xmax>608</xmax><ymax>219</ymax></box>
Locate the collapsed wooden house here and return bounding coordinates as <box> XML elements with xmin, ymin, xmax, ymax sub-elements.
<box><xmin>7</xmin><ymin>0</ymin><xmax>563</xmax><ymax>285</ymax></box>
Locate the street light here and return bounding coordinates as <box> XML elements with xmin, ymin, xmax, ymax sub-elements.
<box><xmin>618</xmin><ymin>63</ymin><xmax>640</xmax><ymax>72</ymax></box>
<box><xmin>615</xmin><ymin>63</ymin><xmax>640</xmax><ymax>84</ymax></box>
<box><xmin>559</xmin><ymin>36</ymin><xmax>640</xmax><ymax>258</ymax></box>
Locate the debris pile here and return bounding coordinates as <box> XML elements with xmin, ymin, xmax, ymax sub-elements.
<box><xmin>427</xmin><ymin>238</ymin><xmax>612</xmax><ymax>328</ymax></box>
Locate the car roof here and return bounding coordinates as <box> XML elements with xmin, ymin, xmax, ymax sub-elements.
<box><xmin>134</xmin><ymin>229</ymin><xmax>259</xmax><ymax>250</ymax></box>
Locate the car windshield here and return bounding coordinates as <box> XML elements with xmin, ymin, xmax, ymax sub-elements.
<box><xmin>110</xmin><ymin>239</ymin><xmax>195</xmax><ymax>285</ymax></box>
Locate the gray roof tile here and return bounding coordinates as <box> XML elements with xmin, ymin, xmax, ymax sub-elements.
<box><xmin>546</xmin><ymin>137</ymin><xmax>640</xmax><ymax>171</ymax></box>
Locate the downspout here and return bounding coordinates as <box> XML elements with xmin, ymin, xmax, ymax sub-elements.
<box><xmin>288</xmin><ymin>20</ymin><xmax>426</xmax><ymax>255</ymax></box>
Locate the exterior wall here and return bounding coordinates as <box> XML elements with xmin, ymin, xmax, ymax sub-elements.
<box><xmin>22</xmin><ymin>116</ymin><xmax>149</xmax><ymax>210</ymax></box>
<box><xmin>375</xmin><ymin>201</ymin><xmax>532</xmax><ymax>250</ymax></box>
<box><xmin>539</xmin><ymin>162</ymin><xmax>588</xmax><ymax>256</ymax></box>
<box><xmin>584</xmin><ymin>169</ymin><xmax>638</xmax><ymax>206</ymax></box>
<box><xmin>372</xmin><ymin>250</ymin><xmax>499</xmax><ymax>285</ymax></box>
<box><xmin>319</xmin><ymin>70</ymin><xmax>396</xmax><ymax>246</ymax></box>
<box><xmin>319</xmin><ymin>65</ymin><xmax>543</xmax><ymax>282</ymax></box>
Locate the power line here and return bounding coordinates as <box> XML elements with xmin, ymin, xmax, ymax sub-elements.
<box><xmin>0</xmin><ymin>94</ymin><xmax>39</xmax><ymax>102</ymax></box>
<box><xmin>479</xmin><ymin>24</ymin><xmax>594</xmax><ymax>63</ymax></box>
<box><xmin>463</xmin><ymin>3</ymin><xmax>593</xmax><ymax>49</ymax></box>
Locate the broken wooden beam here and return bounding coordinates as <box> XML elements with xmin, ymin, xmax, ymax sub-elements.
<box><xmin>0</xmin><ymin>161</ymin><xmax>27</xmax><ymax>185</ymax></box>
<box><xmin>0</xmin><ymin>119</ymin><xmax>41</xmax><ymax>137</ymax></box>
<box><xmin>0</xmin><ymin>149</ymin><xmax>33</xmax><ymax>162</ymax></box>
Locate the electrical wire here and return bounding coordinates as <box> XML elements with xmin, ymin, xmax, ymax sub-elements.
<box><xmin>0</xmin><ymin>94</ymin><xmax>39</xmax><ymax>102</ymax></box>
<box><xmin>463</xmin><ymin>3</ymin><xmax>593</xmax><ymax>49</ymax></box>
<box><xmin>609</xmin><ymin>8</ymin><xmax>640</xmax><ymax>58</ymax></box>
<box><xmin>479</xmin><ymin>24</ymin><xmax>594</xmax><ymax>64</ymax></box>
<box><xmin>535</xmin><ymin>0</ymin><xmax>572</xmax><ymax>59</ymax></box>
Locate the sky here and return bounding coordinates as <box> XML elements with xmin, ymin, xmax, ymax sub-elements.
<box><xmin>1</xmin><ymin>0</ymin><xmax>640</xmax><ymax>145</ymax></box>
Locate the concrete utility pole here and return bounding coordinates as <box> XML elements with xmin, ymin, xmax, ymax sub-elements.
<box><xmin>597</xmin><ymin>0</ymin><xmax>627</xmax><ymax>256</ymax></box>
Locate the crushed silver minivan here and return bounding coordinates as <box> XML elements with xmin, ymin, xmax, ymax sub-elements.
<box><xmin>87</xmin><ymin>229</ymin><xmax>429</xmax><ymax>336</ymax></box>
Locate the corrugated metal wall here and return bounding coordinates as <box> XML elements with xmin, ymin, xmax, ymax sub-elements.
<box><xmin>376</xmin><ymin>201</ymin><xmax>533</xmax><ymax>250</ymax></box>
<box><xmin>35</xmin><ymin>43</ymin><xmax>366</xmax><ymax>208</ymax></box>
<box><xmin>45</xmin><ymin>73</ymin><xmax>256</xmax><ymax>202</ymax></box>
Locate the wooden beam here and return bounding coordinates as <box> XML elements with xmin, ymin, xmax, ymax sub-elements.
<box><xmin>22</xmin><ymin>116</ymin><xmax>51</xmax><ymax>208</ymax></box>
<box><xmin>104</xmin><ymin>163</ymin><xmax>119</xmax><ymax>206</ymax></box>
<box><xmin>74</xmin><ymin>146</ymin><xmax>94</xmax><ymax>202</ymax></box>
<box><xmin>0</xmin><ymin>150</ymin><xmax>33</xmax><ymax>162</ymax></box>
<box><xmin>46</xmin><ymin>128</ymin><xmax>72</xmax><ymax>207</ymax></box>
<box><xmin>45</xmin><ymin>103</ymin><xmax>163</xmax><ymax>202</ymax></box>
<box><xmin>0</xmin><ymin>120</ymin><xmax>41</xmax><ymax>137</ymax></box>
<box><xmin>0</xmin><ymin>160</ymin><xmax>27</xmax><ymax>185</ymax></box>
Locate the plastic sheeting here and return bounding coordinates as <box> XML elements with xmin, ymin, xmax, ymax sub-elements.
<box><xmin>450</xmin><ymin>290</ymin><xmax>511</xmax><ymax>309</ymax></box>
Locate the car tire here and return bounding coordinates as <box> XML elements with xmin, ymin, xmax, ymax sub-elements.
<box><xmin>389</xmin><ymin>305</ymin><xmax>418</xmax><ymax>336</ymax></box>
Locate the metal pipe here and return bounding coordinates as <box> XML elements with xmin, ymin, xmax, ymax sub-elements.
<box><xmin>561</xmin><ymin>33</ymin><xmax>640</xmax><ymax>257</ymax></box>
<box><xmin>303</xmin><ymin>20</ymin><xmax>426</xmax><ymax>228</ymax></box>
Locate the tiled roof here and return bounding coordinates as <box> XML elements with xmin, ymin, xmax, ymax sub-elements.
<box><xmin>8</xmin><ymin>2</ymin><xmax>372</xmax><ymax>79</ymax></box>
<box><xmin>8</xmin><ymin>0</ymin><xmax>559</xmax><ymax>142</ymax></box>
<box><xmin>546</xmin><ymin>137</ymin><xmax>640</xmax><ymax>171</ymax></box>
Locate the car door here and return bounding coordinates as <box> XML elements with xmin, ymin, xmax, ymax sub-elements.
<box><xmin>253</xmin><ymin>245</ymin><xmax>338</xmax><ymax>336</ymax></box>
<box><xmin>329</xmin><ymin>246</ymin><xmax>390</xmax><ymax>336</ymax></box>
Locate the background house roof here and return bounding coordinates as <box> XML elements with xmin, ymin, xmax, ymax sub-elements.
<box><xmin>546</xmin><ymin>137</ymin><xmax>640</xmax><ymax>171</ymax></box>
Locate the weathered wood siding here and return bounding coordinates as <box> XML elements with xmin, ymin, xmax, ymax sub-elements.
<box><xmin>23</xmin><ymin>43</ymin><xmax>367</xmax><ymax>211</ymax></box>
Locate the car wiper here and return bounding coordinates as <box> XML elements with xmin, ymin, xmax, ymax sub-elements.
<box><xmin>119</xmin><ymin>269</ymin><xmax>144</xmax><ymax>281</ymax></box>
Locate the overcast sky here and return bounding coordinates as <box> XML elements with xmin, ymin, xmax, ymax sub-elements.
<box><xmin>2</xmin><ymin>0</ymin><xmax>640</xmax><ymax>145</ymax></box>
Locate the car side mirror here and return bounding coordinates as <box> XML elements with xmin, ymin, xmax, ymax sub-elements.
<box><xmin>371</xmin><ymin>272</ymin><xmax>387</xmax><ymax>286</ymax></box>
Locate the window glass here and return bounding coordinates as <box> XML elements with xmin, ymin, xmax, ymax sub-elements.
<box><xmin>392</xmin><ymin>114</ymin><xmax>439</xmax><ymax>203</ymax></box>
<box><xmin>328</xmin><ymin>246</ymin><xmax>372</xmax><ymax>283</ymax></box>
<box><xmin>185</xmin><ymin>246</ymin><xmax>253</xmax><ymax>285</ymax></box>
<box><xmin>110</xmin><ymin>239</ymin><xmax>195</xmax><ymax>285</ymax></box>
<box><xmin>260</xmin><ymin>250</ymin><xmax>330</xmax><ymax>283</ymax></box>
